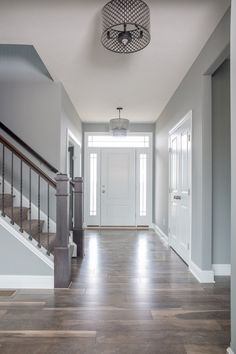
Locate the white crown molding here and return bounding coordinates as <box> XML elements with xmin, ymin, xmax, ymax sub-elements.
<box><xmin>189</xmin><ymin>260</ymin><xmax>215</xmax><ymax>283</ymax></box>
<box><xmin>227</xmin><ymin>348</ymin><xmax>235</xmax><ymax>354</ymax></box>
<box><xmin>152</xmin><ymin>223</ymin><xmax>169</xmax><ymax>245</ymax></box>
<box><xmin>213</xmin><ymin>264</ymin><xmax>231</xmax><ymax>276</ymax></box>
<box><xmin>0</xmin><ymin>275</ymin><xmax>54</xmax><ymax>289</ymax></box>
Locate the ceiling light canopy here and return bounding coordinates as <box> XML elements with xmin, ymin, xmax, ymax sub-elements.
<box><xmin>109</xmin><ymin>108</ymin><xmax>130</xmax><ymax>136</ymax></box>
<box><xmin>101</xmin><ymin>0</ymin><xmax>151</xmax><ymax>54</ymax></box>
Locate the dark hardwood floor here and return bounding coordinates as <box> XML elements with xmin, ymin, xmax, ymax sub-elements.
<box><xmin>0</xmin><ymin>229</ymin><xmax>230</xmax><ymax>353</ymax></box>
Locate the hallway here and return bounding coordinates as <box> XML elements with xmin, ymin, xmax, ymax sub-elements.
<box><xmin>0</xmin><ymin>230</ymin><xmax>230</xmax><ymax>353</ymax></box>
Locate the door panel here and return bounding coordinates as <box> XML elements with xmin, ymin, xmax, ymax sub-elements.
<box><xmin>169</xmin><ymin>116</ymin><xmax>191</xmax><ymax>264</ymax></box>
<box><xmin>101</xmin><ymin>148</ymin><xmax>136</xmax><ymax>226</ymax></box>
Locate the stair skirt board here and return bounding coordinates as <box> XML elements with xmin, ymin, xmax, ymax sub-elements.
<box><xmin>0</xmin><ymin>214</ymin><xmax>54</xmax><ymax>267</ymax></box>
<box><xmin>3</xmin><ymin>179</ymin><xmax>56</xmax><ymax>233</ymax></box>
<box><xmin>0</xmin><ymin>275</ymin><xmax>54</xmax><ymax>289</ymax></box>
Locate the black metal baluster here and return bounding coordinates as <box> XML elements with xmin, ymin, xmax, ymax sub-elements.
<box><xmin>47</xmin><ymin>183</ymin><xmax>50</xmax><ymax>255</ymax></box>
<box><xmin>1</xmin><ymin>145</ymin><xmax>5</xmax><ymax>216</ymax></box>
<box><xmin>19</xmin><ymin>160</ymin><xmax>23</xmax><ymax>232</ymax></box>
<box><xmin>10</xmin><ymin>151</ymin><xmax>14</xmax><ymax>224</ymax></box>
<box><xmin>37</xmin><ymin>175</ymin><xmax>41</xmax><ymax>248</ymax></box>
<box><xmin>28</xmin><ymin>168</ymin><xmax>32</xmax><ymax>240</ymax></box>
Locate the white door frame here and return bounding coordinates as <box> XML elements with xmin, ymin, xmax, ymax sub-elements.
<box><xmin>168</xmin><ymin>111</ymin><xmax>192</xmax><ymax>265</ymax></box>
<box><xmin>66</xmin><ymin>128</ymin><xmax>82</xmax><ymax>178</ymax></box>
<box><xmin>84</xmin><ymin>132</ymin><xmax>153</xmax><ymax>227</ymax></box>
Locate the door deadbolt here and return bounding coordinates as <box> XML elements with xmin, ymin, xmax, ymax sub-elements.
<box><xmin>174</xmin><ymin>195</ymin><xmax>181</xmax><ymax>200</ymax></box>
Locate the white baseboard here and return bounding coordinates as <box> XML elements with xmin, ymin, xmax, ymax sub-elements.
<box><xmin>213</xmin><ymin>264</ymin><xmax>231</xmax><ymax>276</ymax></box>
<box><xmin>152</xmin><ymin>223</ymin><xmax>169</xmax><ymax>245</ymax></box>
<box><xmin>189</xmin><ymin>260</ymin><xmax>215</xmax><ymax>283</ymax></box>
<box><xmin>227</xmin><ymin>348</ymin><xmax>235</xmax><ymax>354</ymax></box>
<box><xmin>0</xmin><ymin>275</ymin><xmax>54</xmax><ymax>289</ymax></box>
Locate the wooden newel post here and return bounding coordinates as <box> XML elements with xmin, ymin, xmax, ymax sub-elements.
<box><xmin>73</xmin><ymin>177</ymin><xmax>84</xmax><ymax>257</ymax></box>
<box><xmin>54</xmin><ymin>174</ymin><xmax>71</xmax><ymax>288</ymax></box>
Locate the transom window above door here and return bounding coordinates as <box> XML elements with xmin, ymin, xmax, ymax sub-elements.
<box><xmin>87</xmin><ymin>135</ymin><xmax>150</xmax><ymax>148</ymax></box>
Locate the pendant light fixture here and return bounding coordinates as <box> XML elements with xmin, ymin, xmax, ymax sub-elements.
<box><xmin>101</xmin><ymin>0</ymin><xmax>151</xmax><ymax>54</ymax></box>
<box><xmin>109</xmin><ymin>107</ymin><xmax>130</xmax><ymax>136</ymax></box>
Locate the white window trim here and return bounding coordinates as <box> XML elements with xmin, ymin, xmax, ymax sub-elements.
<box><xmin>84</xmin><ymin>132</ymin><xmax>153</xmax><ymax>227</ymax></box>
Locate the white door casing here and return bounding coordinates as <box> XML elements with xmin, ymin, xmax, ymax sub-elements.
<box><xmin>169</xmin><ymin>112</ymin><xmax>192</xmax><ymax>264</ymax></box>
<box><xmin>84</xmin><ymin>133</ymin><xmax>152</xmax><ymax>227</ymax></box>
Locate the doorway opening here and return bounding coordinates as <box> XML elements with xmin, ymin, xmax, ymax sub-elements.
<box><xmin>212</xmin><ymin>59</ymin><xmax>231</xmax><ymax>276</ymax></box>
<box><xmin>66</xmin><ymin>128</ymin><xmax>82</xmax><ymax>179</ymax></box>
<box><xmin>84</xmin><ymin>133</ymin><xmax>153</xmax><ymax>227</ymax></box>
<box><xmin>66</xmin><ymin>129</ymin><xmax>82</xmax><ymax>228</ymax></box>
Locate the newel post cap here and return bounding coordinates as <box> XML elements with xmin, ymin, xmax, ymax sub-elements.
<box><xmin>55</xmin><ymin>173</ymin><xmax>70</xmax><ymax>182</ymax></box>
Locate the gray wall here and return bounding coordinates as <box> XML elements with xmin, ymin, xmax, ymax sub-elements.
<box><xmin>212</xmin><ymin>59</ymin><xmax>231</xmax><ymax>265</ymax></box>
<box><xmin>0</xmin><ymin>222</ymin><xmax>53</xmax><ymax>276</ymax></box>
<box><xmin>60</xmin><ymin>84</ymin><xmax>82</xmax><ymax>173</ymax></box>
<box><xmin>230</xmin><ymin>1</ymin><xmax>236</xmax><ymax>351</ymax></box>
<box><xmin>0</xmin><ymin>81</ymin><xmax>61</xmax><ymax>170</ymax></box>
<box><xmin>0</xmin><ymin>44</ymin><xmax>52</xmax><ymax>82</ymax></box>
<box><xmin>0</xmin><ymin>48</ymin><xmax>82</xmax><ymax>222</ymax></box>
<box><xmin>154</xmin><ymin>10</ymin><xmax>230</xmax><ymax>270</ymax></box>
<box><xmin>0</xmin><ymin>44</ymin><xmax>82</xmax><ymax>174</ymax></box>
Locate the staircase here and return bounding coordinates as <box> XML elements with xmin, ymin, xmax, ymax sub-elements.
<box><xmin>0</xmin><ymin>123</ymin><xmax>84</xmax><ymax>288</ymax></box>
<box><xmin>0</xmin><ymin>193</ymin><xmax>56</xmax><ymax>254</ymax></box>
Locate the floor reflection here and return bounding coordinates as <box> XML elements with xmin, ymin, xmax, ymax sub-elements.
<box><xmin>87</xmin><ymin>235</ymin><xmax>98</xmax><ymax>283</ymax></box>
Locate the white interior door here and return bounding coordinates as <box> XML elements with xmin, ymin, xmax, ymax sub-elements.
<box><xmin>101</xmin><ymin>148</ymin><xmax>136</xmax><ymax>226</ymax></box>
<box><xmin>169</xmin><ymin>115</ymin><xmax>191</xmax><ymax>264</ymax></box>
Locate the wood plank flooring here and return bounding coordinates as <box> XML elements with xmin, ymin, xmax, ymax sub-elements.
<box><xmin>0</xmin><ymin>229</ymin><xmax>230</xmax><ymax>353</ymax></box>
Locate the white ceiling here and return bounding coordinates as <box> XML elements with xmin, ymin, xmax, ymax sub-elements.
<box><xmin>0</xmin><ymin>0</ymin><xmax>230</xmax><ymax>123</ymax></box>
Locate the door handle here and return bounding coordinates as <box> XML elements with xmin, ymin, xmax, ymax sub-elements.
<box><xmin>174</xmin><ymin>195</ymin><xmax>181</xmax><ymax>200</ymax></box>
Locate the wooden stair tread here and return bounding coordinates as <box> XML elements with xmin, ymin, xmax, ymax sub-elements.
<box><xmin>21</xmin><ymin>219</ymin><xmax>44</xmax><ymax>236</ymax></box>
<box><xmin>38</xmin><ymin>233</ymin><xmax>56</xmax><ymax>253</ymax></box>
<box><xmin>4</xmin><ymin>206</ymin><xmax>28</xmax><ymax>222</ymax></box>
<box><xmin>0</xmin><ymin>194</ymin><xmax>14</xmax><ymax>209</ymax></box>
<box><xmin>0</xmin><ymin>193</ymin><xmax>59</xmax><ymax>256</ymax></box>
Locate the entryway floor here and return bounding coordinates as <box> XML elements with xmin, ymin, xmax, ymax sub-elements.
<box><xmin>0</xmin><ymin>230</ymin><xmax>230</xmax><ymax>353</ymax></box>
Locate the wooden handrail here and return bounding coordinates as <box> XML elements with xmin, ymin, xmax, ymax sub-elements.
<box><xmin>0</xmin><ymin>122</ymin><xmax>58</xmax><ymax>174</ymax></box>
<box><xmin>0</xmin><ymin>134</ymin><xmax>56</xmax><ymax>188</ymax></box>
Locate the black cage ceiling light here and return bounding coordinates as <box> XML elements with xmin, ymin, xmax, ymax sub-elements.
<box><xmin>101</xmin><ymin>0</ymin><xmax>151</xmax><ymax>54</ymax></box>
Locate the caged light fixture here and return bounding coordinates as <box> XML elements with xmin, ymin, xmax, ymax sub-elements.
<box><xmin>101</xmin><ymin>0</ymin><xmax>151</xmax><ymax>54</ymax></box>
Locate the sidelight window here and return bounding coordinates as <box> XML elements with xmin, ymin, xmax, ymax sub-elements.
<box><xmin>89</xmin><ymin>153</ymin><xmax>97</xmax><ymax>216</ymax></box>
<box><xmin>140</xmin><ymin>153</ymin><xmax>147</xmax><ymax>216</ymax></box>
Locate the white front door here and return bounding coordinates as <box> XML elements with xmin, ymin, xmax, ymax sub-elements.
<box><xmin>101</xmin><ymin>148</ymin><xmax>136</xmax><ymax>226</ymax></box>
<box><xmin>169</xmin><ymin>114</ymin><xmax>191</xmax><ymax>264</ymax></box>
